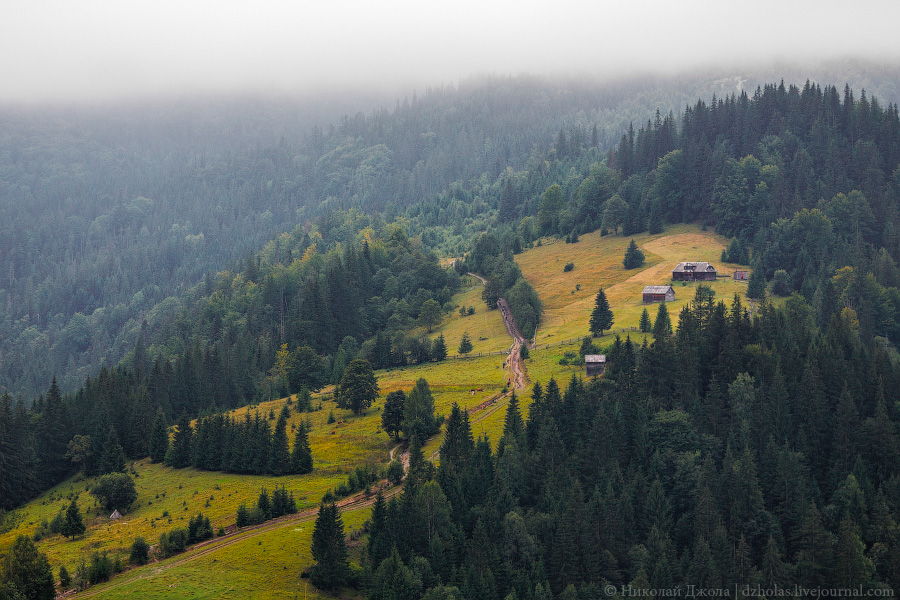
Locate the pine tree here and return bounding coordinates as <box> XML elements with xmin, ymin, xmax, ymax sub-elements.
<box><xmin>381</xmin><ymin>390</ymin><xmax>405</xmax><ymax>440</ymax></box>
<box><xmin>148</xmin><ymin>409</ymin><xmax>168</xmax><ymax>463</ymax></box>
<box><xmin>747</xmin><ymin>269</ymin><xmax>765</xmax><ymax>299</ymax></box>
<box><xmin>639</xmin><ymin>308</ymin><xmax>652</xmax><ymax>332</ymax></box>
<box><xmin>310</xmin><ymin>500</ymin><xmax>349</xmax><ymax>592</ymax></box>
<box><xmin>269</xmin><ymin>406</ymin><xmax>291</xmax><ymax>476</ymax></box>
<box><xmin>403</xmin><ymin>378</ymin><xmax>438</xmax><ymax>441</ymax></box>
<box><xmin>431</xmin><ymin>334</ymin><xmax>447</xmax><ymax>361</ymax></box>
<box><xmin>623</xmin><ymin>239</ymin><xmax>645</xmax><ymax>269</ymax></box>
<box><xmin>0</xmin><ymin>536</ymin><xmax>55</xmax><ymax>600</ymax></box>
<box><xmin>652</xmin><ymin>303</ymin><xmax>672</xmax><ymax>337</ymax></box>
<box><xmin>589</xmin><ymin>288</ymin><xmax>614</xmax><ymax>337</ymax></box>
<box><xmin>61</xmin><ymin>496</ymin><xmax>85</xmax><ymax>540</ymax></box>
<box><xmin>98</xmin><ymin>427</ymin><xmax>126</xmax><ymax>475</ymax></box>
<box><xmin>458</xmin><ymin>332</ymin><xmax>473</xmax><ymax>355</ymax></box>
<box><xmin>501</xmin><ymin>392</ymin><xmax>525</xmax><ymax>449</ymax></box>
<box><xmin>291</xmin><ymin>419</ymin><xmax>313</xmax><ymax>474</ymax></box>
<box><xmin>165</xmin><ymin>413</ymin><xmax>193</xmax><ymax>468</ymax></box>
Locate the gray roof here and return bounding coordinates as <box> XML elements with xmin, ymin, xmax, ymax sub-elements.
<box><xmin>643</xmin><ymin>285</ymin><xmax>674</xmax><ymax>294</ymax></box>
<box><xmin>584</xmin><ymin>354</ymin><xmax>606</xmax><ymax>363</ymax></box>
<box><xmin>672</xmin><ymin>262</ymin><xmax>716</xmax><ymax>272</ymax></box>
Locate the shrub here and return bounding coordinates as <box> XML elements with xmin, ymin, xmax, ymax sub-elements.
<box><xmin>130</xmin><ymin>536</ymin><xmax>150</xmax><ymax>565</ymax></box>
<box><xmin>59</xmin><ymin>565</ymin><xmax>71</xmax><ymax>589</ymax></box>
<box><xmin>386</xmin><ymin>460</ymin><xmax>404</xmax><ymax>485</ymax></box>
<box><xmin>88</xmin><ymin>552</ymin><xmax>112</xmax><ymax>585</ymax></box>
<box><xmin>563</xmin><ymin>262</ymin><xmax>574</xmax><ymax>272</ymax></box>
<box><xmin>91</xmin><ymin>473</ymin><xmax>137</xmax><ymax>512</ymax></box>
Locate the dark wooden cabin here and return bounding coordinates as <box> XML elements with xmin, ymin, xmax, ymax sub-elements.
<box><xmin>585</xmin><ymin>354</ymin><xmax>606</xmax><ymax>377</ymax></box>
<box><xmin>672</xmin><ymin>262</ymin><xmax>717</xmax><ymax>281</ymax></box>
<box><xmin>642</xmin><ymin>285</ymin><xmax>675</xmax><ymax>303</ymax></box>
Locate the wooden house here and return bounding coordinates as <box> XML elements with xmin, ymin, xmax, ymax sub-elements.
<box><xmin>642</xmin><ymin>285</ymin><xmax>675</xmax><ymax>303</ymax></box>
<box><xmin>733</xmin><ymin>270</ymin><xmax>749</xmax><ymax>280</ymax></box>
<box><xmin>585</xmin><ymin>354</ymin><xmax>606</xmax><ymax>377</ymax></box>
<box><xmin>672</xmin><ymin>262</ymin><xmax>717</xmax><ymax>281</ymax></box>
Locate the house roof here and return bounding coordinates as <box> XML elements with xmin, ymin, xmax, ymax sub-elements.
<box><xmin>672</xmin><ymin>262</ymin><xmax>716</xmax><ymax>273</ymax></box>
<box><xmin>584</xmin><ymin>355</ymin><xmax>606</xmax><ymax>363</ymax></box>
<box><xmin>643</xmin><ymin>285</ymin><xmax>674</xmax><ymax>294</ymax></box>
<box><xmin>110</xmin><ymin>510</ymin><xmax>122</xmax><ymax>519</ymax></box>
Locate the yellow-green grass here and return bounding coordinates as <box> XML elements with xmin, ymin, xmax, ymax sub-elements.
<box><xmin>516</xmin><ymin>224</ymin><xmax>752</xmax><ymax>344</ymax></box>
<box><xmin>73</xmin><ymin>503</ymin><xmax>371</xmax><ymax>599</ymax></box>
<box><xmin>0</xmin><ymin>392</ymin><xmax>391</xmax><ymax>577</ymax></box>
<box><xmin>407</xmin><ymin>275</ymin><xmax>512</xmax><ymax>354</ymax></box>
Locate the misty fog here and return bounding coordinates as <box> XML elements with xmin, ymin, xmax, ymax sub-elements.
<box><xmin>3</xmin><ymin>0</ymin><xmax>899</xmax><ymax>104</ymax></box>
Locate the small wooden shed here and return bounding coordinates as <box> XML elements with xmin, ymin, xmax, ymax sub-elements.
<box><xmin>643</xmin><ymin>285</ymin><xmax>675</xmax><ymax>303</ymax></box>
<box><xmin>585</xmin><ymin>354</ymin><xmax>606</xmax><ymax>377</ymax></box>
<box><xmin>672</xmin><ymin>262</ymin><xmax>717</xmax><ymax>281</ymax></box>
<box><xmin>733</xmin><ymin>270</ymin><xmax>749</xmax><ymax>280</ymax></box>
<box><xmin>109</xmin><ymin>510</ymin><xmax>122</xmax><ymax>520</ymax></box>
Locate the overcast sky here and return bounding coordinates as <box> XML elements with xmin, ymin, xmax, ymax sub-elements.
<box><xmin>2</xmin><ymin>0</ymin><xmax>899</xmax><ymax>103</ymax></box>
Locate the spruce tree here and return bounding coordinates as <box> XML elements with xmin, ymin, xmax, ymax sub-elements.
<box><xmin>309</xmin><ymin>500</ymin><xmax>349</xmax><ymax>592</ymax></box>
<box><xmin>148</xmin><ymin>409</ymin><xmax>168</xmax><ymax>463</ymax></box>
<box><xmin>381</xmin><ymin>390</ymin><xmax>405</xmax><ymax>440</ymax></box>
<box><xmin>269</xmin><ymin>406</ymin><xmax>291</xmax><ymax>476</ymax></box>
<box><xmin>165</xmin><ymin>413</ymin><xmax>193</xmax><ymax>468</ymax></box>
<box><xmin>291</xmin><ymin>419</ymin><xmax>313</xmax><ymax>474</ymax></box>
<box><xmin>98</xmin><ymin>427</ymin><xmax>126</xmax><ymax>475</ymax></box>
<box><xmin>61</xmin><ymin>496</ymin><xmax>85</xmax><ymax>540</ymax></box>
<box><xmin>589</xmin><ymin>288</ymin><xmax>614</xmax><ymax>337</ymax></box>
<box><xmin>639</xmin><ymin>307</ymin><xmax>652</xmax><ymax>332</ymax></box>
<box><xmin>652</xmin><ymin>303</ymin><xmax>672</xmax><ymax>337</ymax></box>
<box><xmin>623</xmin><ymin>239</ymin><xmax>645</xmax><ymax>269</ymax></box>
<box><xmin>747</xmin><ymin>269</ymin><xmax>765</xmax><ymax>299</ymax></box>
<box><xmin>0</xmin><ymin>536</ymin><xmax>55</xmax><ymax>600</ymax></box>
<box><xmin>431</xmin><ymin>334</ymin><xmax>447</xmax><ymax>361</ymax></box>
<box><xmin>501</xmin><ymin>392</ymin><xmax>525</xmax><ymax>449</ymax></box>
<box><xmin>402</xmin><ymin>378</ymin><xmax>437</xmax><ymax>442</ymax></box>
<box><xmin>458</xmin><ymin>332</ymin><xmax>473</xmax><ymax>355</ymax></box>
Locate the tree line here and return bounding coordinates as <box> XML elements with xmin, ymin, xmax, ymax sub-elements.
<box><xmin>310</xmin><ymin>285</ymin><xmax>900</xmax><ymax>598</ymax></box>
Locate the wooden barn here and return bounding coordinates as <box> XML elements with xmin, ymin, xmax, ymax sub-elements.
<box><xmin>643</xmin><ymin>285</ymin><xmax>675</xmax><ymax>303</ymax></box>
<box><xmin>672</xmin><ymin>262</ymin><xmax>717</xmax><ymax>281</ymax></box>
<box><xmin>733</xmin><ymin>270</ymin><xmax>749</xmax><ymax>280</ymax></box>
<box><xmin>585</xmin><ymin>354</ymin><xmax>606</xmax><ymax>377</ymax></box>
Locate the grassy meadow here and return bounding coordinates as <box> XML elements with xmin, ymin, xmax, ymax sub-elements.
<box><xmin>516</xmin><ymin>223</ymin><xmax>753</xmax><ymax>344</ymax></box>
<box><xmin>0</xmin><ymin>224</ymin><xmax>758</xmax><ymax>597</ymax></box>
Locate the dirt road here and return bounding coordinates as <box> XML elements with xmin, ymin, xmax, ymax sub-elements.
<box><xmin>467</xmin><ymin>273</ymin><xmax>529</xmax><ymax>392</ymax></box>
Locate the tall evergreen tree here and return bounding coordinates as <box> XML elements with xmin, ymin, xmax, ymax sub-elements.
<box><xmin>458</xmin><ymin>332</ymin><xmax>473</xmax><ymax>356</ymax></box>
<box><xmin>291</xmin><ymin>419</ymin><xmax>313</xmax><ymax>475</ymax></box>
<box><xmin>269</xmin><ymin>406</ymin><xmax>292</xmax><ymax>476</ymax></box>
<box><xmin>652</xmin><ymin>303</ymin><xmax>672</xmax><ymax>337</ymax></box>
<box><xmin>382</xmin><ymin>390</ymin><xmax>406</xmax><ymax>441</ymax></box>
<box><xmin>623</xmin><ymin>239</ymin><xmax>645</xmax><ymax>269</ymax></box>
<box><xmin>589</xmin><ymin>288</ymin><xmax>613</xmax><ymax>337</ymax></box>
<box><xmin>165</xmin><ymin>413</ymin><xmax>193</xmax><ymax>468</ymax></box>
<box><xmin>310</xmin><ymin>500</ymin><xmax>349</xmax><ymax>592</ymax></box>
<box><xmin>403</xmin><ymin>379</ymin><xmax>438</xmax><ymax>442</ymax></box>
<box><xmin>98</xmin><ymin>427</ymin><xmax>127</xmax><ymax>475</ymax></box>
<box><xmin>639</xmin><ymin>307</ymin><xmax>652</xmax><ymax>332</ymax></box>
<box><xmin>0</xmin><ymin>536</ymin><xmax>55</xmax><ymax>600</ymax></box>
<box><xmin>148</xmin><ymin>409</ymin><xmax>168</xmax><ymax>463</ymax></box>
<box><xmin>431</xmin><ymin>334</ymin><xmax>447</xmax><ymax>362</ymax></box>
<box><xmin>61</xmin><ymin>496</ymin><xmax>85</xmax><ymax>540</ymax></box>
